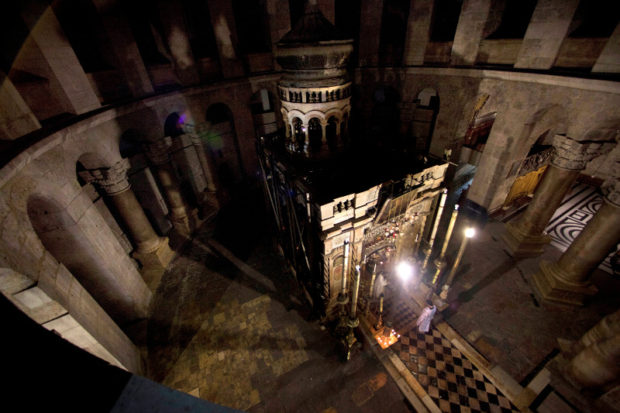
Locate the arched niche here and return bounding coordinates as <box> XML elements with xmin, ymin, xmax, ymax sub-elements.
<box><xmin>308</xmin><ymin>118</ymin><xmax>322</xmax><ymax>152</ymax></box>
<box><xmin>164</xmin><ymin>112</ymin><xmax>185</xmax><ymax>138</ymax></box>
<box><xmin>205</xmin><ymin>103</ymin><xmax>244</xmax><ymax>186</ymax></box>
<box><xmin>292</xmin><ymin>117</ymin><xmax>305</xmax><ymax>152</ymax></box>
<box><xmin>26</xmin><ymin>194</ymin><xmax>147</xmax><ymax>325</ymax></box>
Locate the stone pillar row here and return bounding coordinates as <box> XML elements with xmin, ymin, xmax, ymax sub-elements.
<box><xmin>533</xmin><ymin>178</ymin><xmax>620</xmax><ymax>305</ymax></box>
<box><xmin>79</xmin><ymin>159</ymin><xmax>174</xmax><ymax>271</ymax></box>
<box><xmin>567</xmin><ymin>308</ymin><xmax>620</xmax><ymax>389</ymax></box>
<box><xmin>145</xmin><ymin>138</ymin><xmax>197</xmax><ymax>236</ymax></box>
<box><xmin>503</xmin><ymin>135</ymin><xmax>613</xmax><ymax>258</ymax></box>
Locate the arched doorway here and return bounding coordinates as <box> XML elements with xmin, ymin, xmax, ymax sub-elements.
<box><xmin>308</xmin><ymin>118</ymin><xmax>322</xmax><ymax>152</ymax></box>
<box><xmin>204</xmin><ymin>103</ymin><xmax>244</xmax><ymax>187</ymax></box>
<box><xmin>503</xmin><ymin>129</ymin><xmax>553</xmax><ymax>208</ymax></box>
<box><xmin>164</xmin><ymin>112</ymin><xmax>184</xmax><ymax>138</ymax></box>
<box><xmin>292</xmin><ymin>117</ymin><xmax>305</xmax><ymax>152</ymax></box>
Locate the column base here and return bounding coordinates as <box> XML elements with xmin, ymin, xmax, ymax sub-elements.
<box><xmin>502</xmin><ymin>222</ymin><xmax>551</xmax><ymax>258</ymax></box>
<box><xmin>132</xmin><ymin>237</ymin><xmax>175</xmax><ymax>272</ymax></box>
<box><xmin>170</xmin><ymin>208</ymin><xmax>202</xmax><ymax>236</ymax></box>
<box><xmin>532</xmin><ymin>261</ymin><xmax>597</xmax><ymax>306</ymax></box>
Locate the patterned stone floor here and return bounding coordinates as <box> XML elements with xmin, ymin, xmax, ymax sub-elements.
<box><xmin>545</xmin><ymin>183</ymin><xmax>617</xmax><ymax>274</ymax></box>
<box><xmin>383</xmin><ymin>293</ymin><xmax>519</xmax><ymax>413</ymax></box>
<box><xmin>145</xmin><ymin>188</ymin><xmax>413</xmax><ymax>412</ymax></box>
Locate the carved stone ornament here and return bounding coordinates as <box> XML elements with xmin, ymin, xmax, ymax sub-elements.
<box><xmin>551</xmin><ymin>135</ymin><xmax>614</xmax><ymax>170</ymax></box>
<box><xmin>145</xmin><ymin>137</ymin><xmax>173</xmax><ymax>166</ymax></box>
<box><xmin>78</xmin><ymin>159</ymin><xmax>130</xmax><ymax>195</ymax></box>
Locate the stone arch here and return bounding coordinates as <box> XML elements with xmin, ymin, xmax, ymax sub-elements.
<box><xmin>164</xmin><ymin>112</ymin><xmax>185</xmax><ymax>138</ymax></box>
<box><xmin>292</xmin><ymin>117</ymin><xmax>305</xmax><ymax>151</ymax></box>
<box><xmin>521</xmin><ymin>104</ymin><xmax>568</xmax><ymax>152</ymax></box>
<box><xmin>303</xmin><ymin>110</ymin><xmax>327</xmax><ymax>125</ymax></box>
<box><xmin>324</xmin><ymin>109</ymin><xmax>343</xmax><ymax>122</ymax></box>
<box><xmin>205</xmin><ymin>103</ymin><xmax>244</xmax><ymax>186</ymax></box>
<box><xmin>579</xmin><ymin>118</ymin><xmax>620</xmax><ymax>142</ymax></box>
<box><xmin>26</xmin><ymin>193</ymin><xmax>149</xmax><ymax>325</ymax></box>
<box><xmin>308</xmin><ymin>118</ymin><xmax>322</xmax><ymax>152</ymax></box>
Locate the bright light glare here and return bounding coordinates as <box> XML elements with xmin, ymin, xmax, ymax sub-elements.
<box><xmin>465</xmin><ymin>227</ymin><xmax>476</xmax><ymax>238</ymax></box>
<box><xmin>396</xmin><ymin>261</ymin><xmax>414</xmax><ymax>281</ymax></box>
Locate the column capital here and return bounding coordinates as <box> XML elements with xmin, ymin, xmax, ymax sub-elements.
<box><xmin>551</xmin><ymin>135</ymin><xmax>613</xmax><ymax>170</ymax></box>
<box><xmin>79</xmin><ymin>159</ymin><xmax>130</xmax><ymax>195</ymax></box>
<box><xmin>145</xmin><ymin>137</ymin><xmax>173</xmax><ymax>166</ymax></box>
<box><xmin>602</xmin><ymin>177</ymin><xmax>620</xmax><ymax>207</ymax></box>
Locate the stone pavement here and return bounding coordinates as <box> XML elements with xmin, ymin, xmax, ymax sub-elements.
<box><xmin>145</xmin><ymin>188</ymin><xmax>414</xmax><ymax>412</ymax></box>
<box><xmin>144</xmin><ymin>184</ymin><xmax>620</xmax><ymax>412</ymax></box>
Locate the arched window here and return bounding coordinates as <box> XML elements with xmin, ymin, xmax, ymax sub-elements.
<box><xmin>326</xmin><ymin>117</ymin><xmax>338</xmax><ymax>150</ymax></box>
<box><xmin>308</xmin><ymin>118</ymin><xmax>322</xmax><ymax>152</ymax></box>
<box><xmin>164</xmin><ymin>112</ymin><xmax>184</xmax><ymax>138</ymax></box>
<box><xmin>293</xmin><ymin>117</ymin><xmax>305</xmax><ymax>151</ymax></box>
<box><xmin>205</xmin><ymin>103</ymin><xmax>244</xmax><ymax>185</ymax></box>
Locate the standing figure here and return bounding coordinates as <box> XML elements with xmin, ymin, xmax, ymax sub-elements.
<box><xmin>416</xmin><ymin>302</ymin><xmax>437</xmax><ymax>333</ymax></box>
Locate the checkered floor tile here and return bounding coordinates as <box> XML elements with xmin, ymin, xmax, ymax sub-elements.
<box><xmin>383</xmin><ymin>298</ymin><xmax>519</xmax><ymax>413</ymax></box>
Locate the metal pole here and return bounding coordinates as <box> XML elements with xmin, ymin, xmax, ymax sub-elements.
<box><xmin>445</xmin><ymin>233</ymin><xmax>470</xmax><ymax>287</ymax></box>
<box><xmin>350</xmin><ymin>265</ymin><xmax>361</xmax><ymax>319</ymax></box>
<box><xmin>431</xmin><ymin>205</ymin><xmax>459</xmax><ymax>284</ymax></box>
<box><xmin>423</xmin><ymin>189</ymin><xmax>448</xmax><ymax>270</ymax></box>
<box><xmin>342</xmin><ymin>240</ymin><xmax>350</xmax><ymax>293</ymax></box>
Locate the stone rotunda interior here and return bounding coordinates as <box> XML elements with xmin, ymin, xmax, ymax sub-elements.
<box><xmin>1</xmin><ymin>1</ymin><xmax>619</xmax><ymax>412</ymax></box>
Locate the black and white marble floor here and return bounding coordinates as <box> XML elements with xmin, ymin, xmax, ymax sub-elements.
<box><xmin>545</xmin><ymin>183</ymin><xmax>617</xmax><ymax>275</ymax></box>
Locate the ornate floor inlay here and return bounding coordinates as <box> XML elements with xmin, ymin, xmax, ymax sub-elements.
<box><xmin>545</xmin><ymin>183</ymin><xmax>617</xmax><ymax>275</ymax></box>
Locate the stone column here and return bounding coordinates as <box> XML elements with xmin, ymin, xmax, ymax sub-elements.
<box><xmin>190</xmin><ymin>133</ymin><xmax>218</xmax><ymax>194</ymax></box>
<box><xmin>503</xmin><ymin>135</ymin><xmax>611</xmax><ymax>258</ymax></box>
<box><xmin>92</xmin><ymin>0</ymin><xmax>154</xmax><ymax>96</ymax></box>
<box><xmin>146</xmin><ymin>139</ymin><xmax>194</xmax><ymax>235</ymax></box>
<box><xmin>321</xmin><ymin>121</ymin><xmax>327</xmax><ymax>144</ymax></box>
<box><xmin>358</xmin><ymin>0</ymin><xmax>384</xmax><ymax>67</ymax></box>
<box><xmin>532</xmin><ymin>179</ymin><xmax>620</xmax><ymax>305</ymax></box>
<box><xmin>207</xmin><ymin>0</ymin><xmax>244</xmax><ymax>78</ymax></box>
<box><xmin>567</xmin><ymin>309</ymin><xmax>620</xmax><ymax>389</ymax></box>
<box><xmin>80</xmin><ymin>159</ymin><xmax>174</xmax><ymax>270</ymax></box>
<box><xmin>574</xmin><ymin>309</ymin><xmax>620</xmax><ymax>354</ymax></box>
<box><xmin>451</xmin><ymin>0</ymin><xmax>492</xmax><ymax>66</ymax></box>
<box><xmin>19</xmin><ymin>3</ymin><xmax>100</xmax><ymax>114</ymax></box>
<box><xmin>403</xmin><ymin>0</ymin><xmax>434</xmax><ymax>66</ymax></box>
<box><xmin>592</xmin><ymin>22</ymin><xmax>620</xmax><ymax>73</ymax></box>
<box><xmin>569</xmin><ymin>333</ymin><xmax>620</xmax><ymax>389</ymax></box>
<box><xmin>0</xmin><ymin>70</ymin><xmax>40</xmax><ymax>140</ymax></box>
<box><xmin>157</xmin><ymin>0</ymin><xmax>200</xmax><ymax>86</ymax></box>
<box><xmin>266</xmin><ymin>0</ymin><xmax>291</xmax><ymax>67</ymax></box>
<box><xmin>514</xmin><ymin>0</ymin><xmax>580</xmax><ymax>70</ymax></box>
